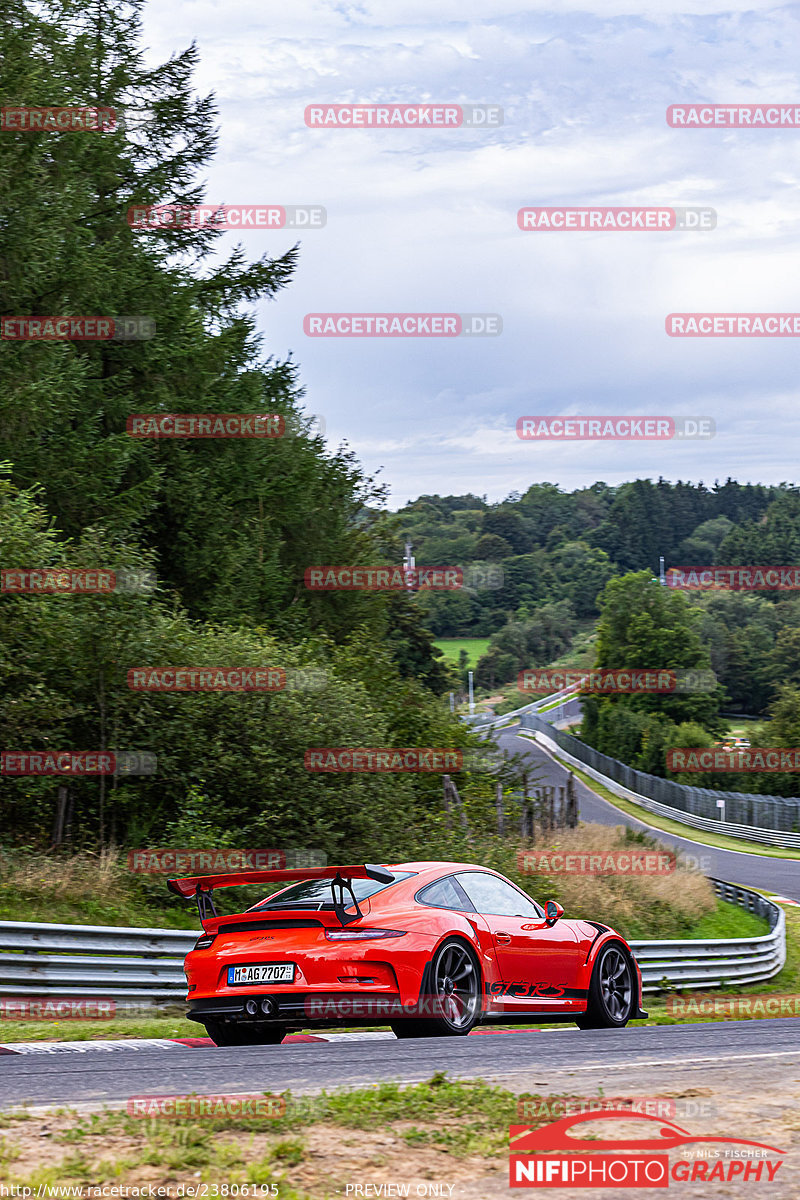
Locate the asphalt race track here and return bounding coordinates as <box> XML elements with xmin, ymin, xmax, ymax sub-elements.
<box><xmin>1</xmin><ymin>1020</ymin><xmax>799</xmax><ymax>1111</ymax></box>
<box><xmin>498</xmin><ymin>725</ymin><xmax>800</xmax><ymax>901</ymax></box>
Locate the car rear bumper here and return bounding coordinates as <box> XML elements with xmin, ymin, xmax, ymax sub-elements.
<box><xmin>187</xmin><ymin>991</ymin><xmax>413</xmax><ymax>1027</ymax></box>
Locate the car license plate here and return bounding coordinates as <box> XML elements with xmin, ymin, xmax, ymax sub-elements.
<box><xmin>227</xmin><ymin>963</ymin><xmax>295</xmax><ymax>985</ymax></box>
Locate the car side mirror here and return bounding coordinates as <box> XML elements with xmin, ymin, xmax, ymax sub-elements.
<box><xmin>545</xmin><ymin>900</ymin><xmax>564</xmax><ymax>926</ymax></box>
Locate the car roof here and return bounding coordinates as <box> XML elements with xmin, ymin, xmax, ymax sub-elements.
<box><xmin>388</xmin><ymin>861</ymin><xmax>500</xmax><ymax>875</ymax></box>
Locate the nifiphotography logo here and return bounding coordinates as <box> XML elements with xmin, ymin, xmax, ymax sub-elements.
<box><xmin>509</xmin><ymin>1111</ymin><xmax>785</xmax><ymax>1187</ymax></box>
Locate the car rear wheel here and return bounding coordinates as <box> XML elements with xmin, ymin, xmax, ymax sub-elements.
<box><xmin>576</xmin><ymin>943</ymin><xmax>634</xmax><ymax>1029</ymax></box>
<box><xmin>391</xmin><ymin>937</ymin><xmax>481</xmax><ymax>1038</ymax></box>
<box><xmin>204</xmin><ymin>1021</ymin><xmax>288</xmax><ymax>1046</ymax></box>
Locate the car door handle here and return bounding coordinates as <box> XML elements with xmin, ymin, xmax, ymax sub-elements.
<box><xmin>495</xmin><ymin>932</ymin><xmax>512</xmax><ymax>945</ymax></box>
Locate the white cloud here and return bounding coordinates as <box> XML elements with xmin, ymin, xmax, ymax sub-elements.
<box><xmin>140</xmin><ymin>0</ymin><xmax>800</xmax><ymax>506</ymax></box>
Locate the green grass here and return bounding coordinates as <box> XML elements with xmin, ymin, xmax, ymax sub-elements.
<box><xmin>0</xmin><ymin>1014</ymin><xmax>200</xmax><ymax>1043</ymax></box>
<box><xmin>433</xmin><ymin>636</ymin><xmax>491</xmax><ymax>668</ymax></box>
<box><xmin>2</xmin><ymin>1076</ymin><xmax>528</xmax><ymax>1195</ymax></box>
<box><xmin>0</xmin><ymin>891</ymin><xmax>199</xmax><ymax>929</ymax></box>
<box><xmin>689</xmin><ymin>904</ymin><xmax>769</xmax><ymax>939</ymax></box>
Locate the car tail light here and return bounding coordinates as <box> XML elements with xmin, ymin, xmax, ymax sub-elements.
<box><xmin>325</xmin><ymin>928</ymin><xmax>406</xmax><ymax>941</ymax></box>
<box><xmin>193</xmin><ymin>934</ymin><xmax>216</xmax><ymax>949</ymax></box>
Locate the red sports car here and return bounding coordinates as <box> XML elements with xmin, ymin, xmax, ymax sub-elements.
<box><xmin>168</xmin><ymin>862</ymin><xmax>647</xmax><ymax>1045</ymax></box>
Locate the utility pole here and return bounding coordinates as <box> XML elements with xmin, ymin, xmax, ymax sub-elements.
<box><xmin>468</xmin><ymin>670</ymin><xmax>475</xmax><ymax>715</ymax></box>
<box><xmin>659</xmin><ymin>555</ymin><xmax>666</xmax><ymax>586</ymax></box>
<box><xmin>403</xmin><ymin>541</ymin><xmax>415</xmax><ymax>592</ymax></box>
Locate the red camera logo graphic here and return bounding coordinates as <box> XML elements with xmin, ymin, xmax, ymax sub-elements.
<box><xmin>509</xmin><ymin>1111</ymin><xmax>784</xmax><ymax>1188</ymax></box>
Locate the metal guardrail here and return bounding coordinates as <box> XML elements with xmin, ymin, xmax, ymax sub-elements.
<box><xmin>0</xmin><ymin>922</ymin><xmax>193</xmax><ymax>1004</ymax></box>
<box><xmin>461</xmin><ymin>685</ymin><xmax>582</xmax><ymax>732</ymax></box>
<box><xmin>0</xmin><ymin>878</ymin><xmax>785</xmax><ymax>1006</ymax></box>
<box><xmin>634</xmin><ymin>880</ymin><xmax>785</xmax><ymax>992</ymax></box>
<box><xmin>521</xmin><ymin>712</ymin><xmax>800</xmax><ymax>848</ymax></box>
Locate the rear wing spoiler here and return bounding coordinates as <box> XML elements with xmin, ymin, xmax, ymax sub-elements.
<box><xmin>167</xmin><ymin>863</ymin><xmax>395</xmax><ymax>926</ymax></box>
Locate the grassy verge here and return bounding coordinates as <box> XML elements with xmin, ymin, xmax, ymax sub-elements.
<box><xmin>519</xmin><ymin>734</ymin><xmax>800</xmax><ymax>862</ymax></box>
<box><xmin>0</xmin><ymin>1075</ymin><xmax>531</xmax><ymax>1194</ymax></box>
<box><xmin>432</xmin><ymin>636</ymin><xmax>490</xmax><ymax>667</ymax></box>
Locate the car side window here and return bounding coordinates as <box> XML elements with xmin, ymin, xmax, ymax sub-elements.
<box><xmin>455</xmin><ymin>872</ymin><xmax>541</xmax><ymax>917</ymax></box>
<box><xmin>416</xmin><ymin>876</ymin><xmax>475</xmax><ymax>912</ymax></box>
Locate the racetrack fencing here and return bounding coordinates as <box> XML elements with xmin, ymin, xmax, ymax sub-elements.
<box><xmin>0</xmin><ymin>880</ymin><xmax>784</xmax><ymax>1010</ymax></box>
<box><xmin>520</xmin><ymin>711</ymin><xmax>800</xmax><ymax>848</ymax></box>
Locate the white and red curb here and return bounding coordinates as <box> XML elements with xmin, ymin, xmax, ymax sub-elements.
<box><xmin>0</xmin><ymin>1027</ymin><xmax>546</xmax><ymax>1054</ymax></box>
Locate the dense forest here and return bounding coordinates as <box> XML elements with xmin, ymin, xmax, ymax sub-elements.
<box><xmin>386</xmin><ymin>485</ymin><xmax>800</xmax><ymax>796</ymax></box>
<box><xmin>389</xmin><ymin>483</ymin><xmax>800</xmax><ymax>710</ymax></box>
<box><xmin>0</xmin><ymin>1</ymin><xmax>468</xmax><ymax>853</ymax></box>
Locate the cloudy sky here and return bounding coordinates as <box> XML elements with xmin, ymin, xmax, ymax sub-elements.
<box><xmin>139</xmin><ymin>0</ymin><xmax>800</xmax><ymax>508</ymax></box>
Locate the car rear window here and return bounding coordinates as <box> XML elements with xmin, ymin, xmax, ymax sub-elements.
<box><xmin>249</xmin><ymin>870</ymin><xmax>414</xmax><ymax>911</ymax></box>
<box><xmin>416</xmin><ymin>876</ymin><xmax>475</xmax><ymax>912</ymax></box>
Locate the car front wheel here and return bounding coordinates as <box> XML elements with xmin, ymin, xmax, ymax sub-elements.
<box><xmin>576</xmin><ymin>943</ymin><xmax>635</xmax><ymax>1029</ymax></box>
